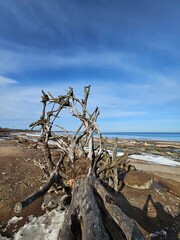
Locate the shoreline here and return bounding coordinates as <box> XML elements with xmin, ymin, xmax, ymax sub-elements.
<box><xmin>0</xmin><ymin>135</ymin><xmax>180</xmax><ymax>169</ymax></box>
<box><xmin>1</xmin><ymin>130</ymin><xmax>180</xmax><ymax>163</ymax></box>
<box><xmin>1</xmin><ymin>129</ymin><xmax>180</xmax><ymax>169</ymax></box>
<box><xmin>104</xmin><ymin>136</ymin><xmax>180</xmax><ymax>143</ymax></box>
<box><xmin>1</xmin><ymin>128</ymin><xmax>180</xmax><ymax>142</ymax></box>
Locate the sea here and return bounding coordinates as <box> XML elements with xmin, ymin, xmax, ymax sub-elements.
<box><xmin>100</xmin><ymin>132</ymin><xmax>180</xmax><ymax>141</ymax></box>
<box><xmin>11</xmin><ymin>131</ymin><xmax>180</xmax><ymax>142</ymax></box>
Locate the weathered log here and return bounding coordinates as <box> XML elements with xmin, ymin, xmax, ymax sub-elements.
<box><xmin>94</xmin><ymin>179</ymin><xmax>145</xmax><ymax>240</ymax></box>
<box><xmin>42</xmin><ymin>138</ymin><xmax>55</xmax><ymax>171</ymax></box>
<box><xmin>58</xmin><ymin>176</ymin><xmax>110</xmax><ymax>240</ymax></box>
<box><xmin>14</xmin><ymin>173</ymin><xmax>64</xmax><ymax>213</ymax></box>
<box><xmin>58</xmin><ymin>174</ymin><xmax>144</xmax><ymax>240</ymax></box>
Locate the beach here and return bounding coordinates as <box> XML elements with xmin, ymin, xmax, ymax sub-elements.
<box><xmin>0</xmin><ymin>131</ymin><xmax>180</xmax><ymax>239</ymax></box>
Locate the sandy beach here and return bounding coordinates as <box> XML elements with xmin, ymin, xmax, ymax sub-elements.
<box><xmin>0</xmin><ymin>132</ymin><xmax>180</xmax><ymax>239</ymax></box>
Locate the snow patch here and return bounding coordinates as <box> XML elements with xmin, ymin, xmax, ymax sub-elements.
<box><xmin>26</xmin><ymin>133</ymin><xmax>41</xmax><ymax>137</ymax></box>
<box><xmin>150</xmin><ymin>229</ymin><xmax>167</xmax><ymax>237</ymax></box>
<box><xmin>107</xmin><ymin>150</ymin><xmax>124</xmax><ymax>157</ymax></box>
<box><xmin>14</xmin><ymin>207</ymin><xmax>66</xmax><ymax>240</ymax></box>
<box><xmin>7</xmin><ymin>216</ymin><xmax>23</xmax><ymax>225</ymax></box>
<box><xmin>108</xmin><ymin>150</ymin><xmax>180</xmax><ymax>167</ymax></box>
<box><xmin>131</xmin><ymin>153</ymin><xmax>180</xmax><ymax>167</ymax></box>
<box><xmin>0</xmin><ymin>236</ymin><xmax>10</xmax><ymax>240</ymax></box>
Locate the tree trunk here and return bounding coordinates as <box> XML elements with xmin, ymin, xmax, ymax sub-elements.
<box><xmin>58</xmin><ymin>174</ymin><xmax>145</xmax><ymax>240</ymax></box>
<box><xmin>59</xmin><ymin>176</ymin><xmax>110</xmax><ymax>240</ymax></box>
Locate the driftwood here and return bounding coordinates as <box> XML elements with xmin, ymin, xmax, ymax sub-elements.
<box><xmin>59</xmin><ymin>176</ymin><xmax>110</xmax><ymax>240</ymax></box>
<box><xmin>59</xmin><ymin>174</ymin><xmax>144</xmax><ymax>240</ymax></box>
<box><xmin>14</xmin><ymin>173</ymin><xmax>59</xmax><ymax>213</ymax></box>
<box><xmin>15</xmin><ymin>86</ymin><xmax>145</xmax><ymax>239</ymax></box>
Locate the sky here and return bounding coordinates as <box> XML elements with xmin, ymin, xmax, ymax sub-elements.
<box><xmin>0</xmin><ymin>0</ymin><xmax>180</xmax><ymax>132</ymax></box>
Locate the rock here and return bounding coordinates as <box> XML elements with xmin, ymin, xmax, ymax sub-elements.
<box><xmin>28</xmin><ymin>143</ymin><xmax>38</xmax><ymax>149</ymax></box>
<box><xmin>18</xmin><ymin>138</ymin><xmax>27</xmax><ymax>143</ymax></box>
<box><xmin>124</xmin><ymin>171</ymin><xmax>168</xmax><ymax>191</ymax></box>
<box><xmin>37</xmin><ymin>143</ymin><xmax>44</xmax><ymax>150</ymax></box>
<box><xmin>124</xmin><ymin>171</ymin><xmax>153</xmax><ymax>189</ymax></box>
<box><xmin>155</xmin><ymin>177</ymin><xmax>180</xmax><ymax>197</ymax></box>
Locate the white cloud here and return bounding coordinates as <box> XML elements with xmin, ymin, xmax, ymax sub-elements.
<box><xmin>0</xmin><ymin>76</ymin><xmax>18</xmax><ymax>85</ymax></box>
<box><xmin>0</xmin><ymin>81</ymin><xmax>87</xmax><ymax>129</ymax></box>
<box><xmin>0</xmin><ymin>74</ymin><xmax>179</xmax><ymax>130</ymax></box>
<box><xmin>157</xmin><ymin>75</ymin><xmax>177</xmax><ymax>87</ymax></box>
<box><xmin>0</xmin><ymin>48</ymin><xmax>138</xmax><ymax>75</ymax></box>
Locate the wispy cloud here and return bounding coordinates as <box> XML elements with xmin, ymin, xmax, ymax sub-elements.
<box><xmin>0</xmin><ymin>77</ymin><xmax>179</xmax><ymax>130</ymax></box>
<box><xmin>0</xmin><ymin>48</ymin><xmax>138</xmax><ymax>75</ymax></box>
<box><xmin>0</xmin><ymin>76</ymin><xmax>18</xmax><ymax>85</ymax></box>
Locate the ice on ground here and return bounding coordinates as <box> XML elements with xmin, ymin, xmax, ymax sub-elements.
<box><xmin>108</xmin><ymin>150</ymin><xmax>180</xmax><ymax>167</ymax></box>
<box><xmin>150</xmin><ymin>229</ymin><xmax>167</xmax><ymax>237</ymax></box>
<box><xmin>26</xmin><ymin>133</ymin><xmax>41</xmax><ymax>137</ymax></box>
<box><xmin>0</xmin><ymin>236</ymin><xmax>10</xmax><ymax>240</ymax></box>
<box><xmin>7</xmin><ymin>216</ymin><xmax>23</xmax><ymax>225</ymax></box>
<box><xmin>0</xmin><ymin>137</ymin><xmax>12</xmax><ymax>141</ymax></box>
<box><xmin>131</xmin><ymin>153</ymin><xmax>180</xmax><ymax>167</ymax></box>
<box><xmin>107</xmin><ymin>150</ymin><xmax>124</xmax><ymax>157</ymax></box>
<box><xmin>13</xmin><ymin>207</ymin><xmax>66</xmax><ymax>240</ymax></box>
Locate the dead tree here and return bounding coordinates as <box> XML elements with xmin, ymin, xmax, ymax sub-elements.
<box><xmin>14</xmin><ymin>86</ymin><xmax>144</xmax><ymax>240</ymax></box>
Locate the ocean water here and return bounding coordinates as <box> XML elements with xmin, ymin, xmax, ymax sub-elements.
<box><xmin>22</xmin><ymin>131</ymin><xmax>180</xmax><ymax>142</ymax></box>
<box><xmin>101</xmin><ymin>132</ymin><xmax>180</xmax><ymax>141</ymax></box>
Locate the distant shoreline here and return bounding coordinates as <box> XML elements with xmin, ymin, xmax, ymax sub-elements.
<box><xmin>1</xmin><ymin>128</ymin><xmax>180</xmax><ymax>142</ymax></box>
<box><xmin>101</xmin><ymin>132</ymin><xmax>180</xmax><ymax>142</ymax></box>
<box><xmin>1</xmin><ymin>129</ymin><xmax>179</xmax><ymax>167</ymax></box>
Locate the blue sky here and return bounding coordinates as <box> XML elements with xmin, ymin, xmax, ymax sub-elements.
<box><xmin>0</xmin><ymin>0</ymin><xmax>180</xmax><ymax>132</ymax></box>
